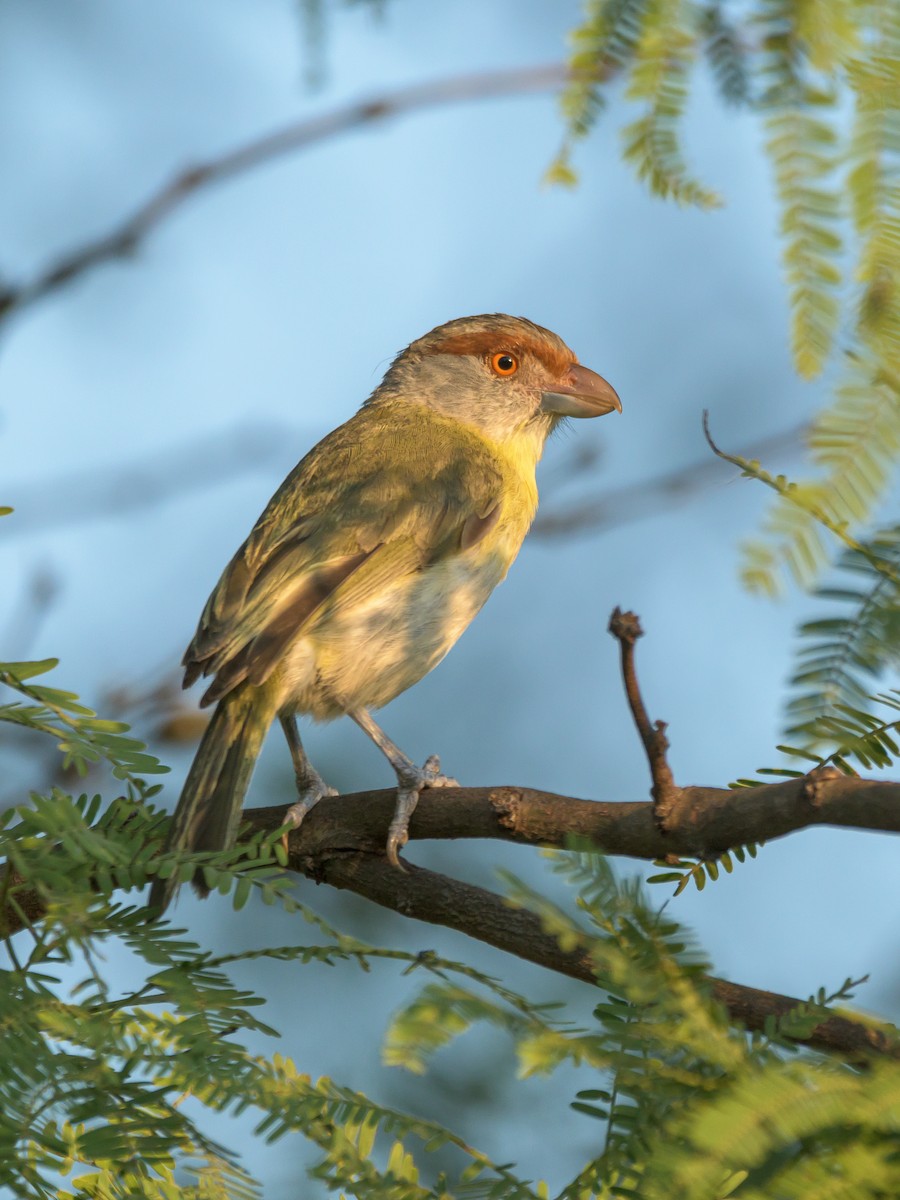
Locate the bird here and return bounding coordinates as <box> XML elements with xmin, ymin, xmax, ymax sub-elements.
<box><xmin>148</xmin><ymin>313</ymin><xmax>620</xmax><ymax>913</ymax></box>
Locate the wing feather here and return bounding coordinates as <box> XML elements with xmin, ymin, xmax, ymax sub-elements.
<box><xmin>184</xmin><ymin>401</ymin><xmax>505</xmax><ymax>706</ymax></box>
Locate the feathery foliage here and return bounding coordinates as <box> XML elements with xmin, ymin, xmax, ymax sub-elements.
<box><xmin>0</xmin><ymin>658</ymin><xmax>168</xmax><ymax>784</ymax></box>
<box><xmin>620</xmin><ymin>0</ymin><xmax>720</xmax><ymax>207</ymax></box>
<box><xmin>546</xmin><ymin>0</ymin><xmax>653</xmax><ymax>187</ymax></box>
<box><xmin>551</xmin><ymin>0</ymin><xmax>719</xmax><ymax>205</ymax></box>
<box><xmin>647</xmin><ymin>843</ymin><xmax>761</xmax><ymax>896</ymax></box>
<box><xmin>757</xmin><ymin>0</ymin><xmax>844</xmax><ymax>379</ymax></box>
<box><xmin>735</xmin><ymin>688</ymin><xmax>900</xmax><ymax>787</ymax></box>
<box><xmin>702</xmin><ymin>2</ymin><xmax>751</xmax><ymax>107</ymax></box>
<box><xmin>2</xmin><ymin>652</ymin><xmax>898</xmax><ymax>1196</ymax></box>
<box><xmin>0</xmin><ymin>658</ymin><xmax>545</xmax><ymax>1198</ymax></box>
<box><xmin>784</xmin><ymin>525</ymin><xmax>900</xmax><ymax>739</ymax></box>
<box><xmin>555</xmin><ymin>0</ymin><xmax>900</xmax><ymax>596</ymax></box>
<box><xmin>7</xmin><ymin>6</ymin><xmax>900</xmax><ymax>1195</ymax></box>
<box><xmin>388</xmin><ymin>851</ymin><xmax>899</xmax><ymax>1199</ymax></box>
<box><xmin>705</xmin><ymin>430</ymin><xmax>900</xmax><ymax>773</ymax></box>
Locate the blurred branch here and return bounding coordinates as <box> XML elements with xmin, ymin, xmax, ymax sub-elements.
<box><xmin>100</xmin><ymin>670</ymin><xmax>210</xmax><ymax>746</ymax></box>
<box><xmin>533</xmin><ymin>420</ymin><xmax>806</xmax><ymax>538</ymax></box>
<box><xmin>0</xmin><ymin>422</ymin><xmax>297</xmax><ymax>538</ymax></box>
<box><xmin>0</xmin><ymin>63</ymin><xmax>576</xmax><ymax>322</ymax></box>
<box><xmin>2</xmin><ymin>566</ymin><xmax>60</xmax><ymax>655</ymax></box>
<box><xmin>2</xmin><ymin>419</ymin><xmax>805</xmax><ymax>543</ymax></box>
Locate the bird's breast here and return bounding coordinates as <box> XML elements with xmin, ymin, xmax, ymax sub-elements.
<box><xmin>279</xmin><ymin>492</ymin><xmax>535</xmax><ymax>720</ymax></box>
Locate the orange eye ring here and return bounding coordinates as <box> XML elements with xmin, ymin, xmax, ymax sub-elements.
<box><xmin>490</xmin><ymin>351</ymin><xmax>519</xmax><ymax>377</ymax></box>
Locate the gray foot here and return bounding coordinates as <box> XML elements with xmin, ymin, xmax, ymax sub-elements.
<box><xmin>284</xmin><ymin>775</ymin><xmax>339</xmax><ymax>831</ymax></box>
<box><xmin>282</xmin><ymin>770</ymin><xmax>338</xmax><ymax>855</ymax></box>
<box><xmin>279</xmin><ymin>714</ymin><xmax>337</xmax><ymax>850</ymax></box>
<box><xmin>386</xmin><ymin>754</ymin><xmax>459</xmax><ymax>868</ymax></box>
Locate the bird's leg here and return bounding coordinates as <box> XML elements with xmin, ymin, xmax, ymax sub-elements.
<box><xmin>279</xmin><ymin>716</ymin><xmax>337</xmax><ymax>849</ymax></box>
<box><xmin>349</xmin><ymin>707</ymin><xmax>458</xmax><ymax>867</ymax></box>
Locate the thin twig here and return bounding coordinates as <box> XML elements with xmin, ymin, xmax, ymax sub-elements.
<box><xmin>608</xmin><ymin>607</ymin><xmax>681</xmax><ymax>830</ymax></box>
<box><xmin>533</xmin><ymin>420</ymin><xmax>807</xmax><ymax>539</ymax></box>
<box><xmin>703</xmin><ymin>410</ymin><xmax>900</xmax><ymax>588</ymax></box>
<box><xmin>0</xmin><ymin>63</ymin><xmax>580</xmax><ymax>322</ymax></box>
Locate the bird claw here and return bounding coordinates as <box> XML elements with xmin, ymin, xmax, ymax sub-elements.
<box><xmin>386</xmin><ymin>755</ymin><xmax>458</xmax><ymax>867</ymax></box>
<box><xmin>421</xmin><ymin>754</ymin><xmax>459</xmax><ymax>788</ymax></box>
<box><xmin>281</xmin><ymin>779</ymin><xmax>338</xmax><ymax>855</ymax></box>
<box><xmin>386</xmin><ymin>794</ymin><xmax>414</xmax><ymax>870</ymax></box>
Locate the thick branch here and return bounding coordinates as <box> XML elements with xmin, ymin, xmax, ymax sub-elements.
<box><xmin>253</xmin><ymin>782</ymin><xmax>898</xmax><ymax>1061</ymax></box>
<box><xmin>241</xmin><ymin>774</ymin><xmax>900</xmax><ymax>861</ymax></box>
<box><xmin>0</xmin><ymin>64</ymin><xmax>575</xmax><ymax>321</ymax></box>
<box><xmin>5</xmin><ymin>776</ymin><xmax>900</xmax><ymax>930</ymax></box>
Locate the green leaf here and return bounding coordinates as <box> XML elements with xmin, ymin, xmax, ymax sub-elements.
<box><xmin>0</xmin><ymin>658</ymin><xmax>60</xmax><ymax>680</ymax></box>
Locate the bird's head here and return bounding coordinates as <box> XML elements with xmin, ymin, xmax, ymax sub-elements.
<box><xmin>368</xmin><ymin>314</ymin><xmax>621</xmax><ymax>453</ymax></box>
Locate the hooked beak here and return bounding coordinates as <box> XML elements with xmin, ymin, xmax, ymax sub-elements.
<box><xmin>541</xmin><ymin>363</ymin><xmax>622</xmax><ymax>419</ymax></box>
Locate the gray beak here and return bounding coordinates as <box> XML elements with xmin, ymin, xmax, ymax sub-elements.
<box><xmin>541</xmin><ymin>363</ymin><xmax>622</xmax><ymax>418</ymax></box>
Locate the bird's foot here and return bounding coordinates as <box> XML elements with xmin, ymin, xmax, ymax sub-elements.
<box><xmin>281</xmin><ymin>772</ymin><xmax>338</xmax><ymax>855</ymax></box>
<box><xmin>386</xmin><ymin>755</ymin><xmax>458</xmax><ymax>868</ymax></box>
<box><xmin>420</xmin><ymin>753</ymin><xmax>459</xmax><ymax>788</ymax></box>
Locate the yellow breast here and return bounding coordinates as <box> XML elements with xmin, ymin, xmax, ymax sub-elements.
<box><xmin>281</xmin><ymin>423</ymin><xmax>542</xmax><ymax>720</ymax></box>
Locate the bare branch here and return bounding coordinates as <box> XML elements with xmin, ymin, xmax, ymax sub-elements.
<box><xmin>0</xmin><ymin>64</ymin><xmax>577</xmax><ymax>322</ymax></box>
<box><xmin>608</xmin><ymin>608</ymin><xmax>680</xmax><ymax>830</ymax></box>
<box><xmin>242</xmin><ymin>773</ymin><xmax>900</xmax><ymax>862</ymax></box>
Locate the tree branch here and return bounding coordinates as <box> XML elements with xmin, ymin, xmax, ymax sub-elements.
<box><xmin>532</xmin><ymin>422</ymin><xmax>807</xmax><ymax>539</ymax></box>
<box><xmin>303</xmin><ymin>851</ymin><xmax>896</xmax><ymax>1062</ymax></box>
<box><xmin>3</xmin><ymin>607</ymin><xmax>898</xmax><ymax>1060</ymax></box>
<box><xmin>608</xmin><ymin>608</ymin><xmax>679</xmax><ymax>829</ymax></box>
<box><xmin>3</xmin><ymin>777</ymin><xmax>898</xmax><ymax>1059</ymax></box>
<box><xmin>260</xmin><ymin>778</ymin><xmax>898</xmax><ymax>1061</ymax></box>
<box><xmin>239</xmin><ymin>772</ymin><xmax>900</xmax><ymax>864</ymax></box>
<box><xmin>260</xmin><ymin>770</ymin><xmax>897</xmax><ymax>1065</ymax></box>
<box><xmin>0</xmin><ymin>423</ymin><xmax>294</xmax><ymax>538</ymax></box>
<box><xmin>0</xmin><ymin>63</ymin><xmax>575</xmax><ymax>322</ymax></box>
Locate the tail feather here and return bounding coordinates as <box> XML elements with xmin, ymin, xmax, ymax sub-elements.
<box><xmin>148</xmin><ymin>688</ymin><xmax>272</xmax><ymax>914</ymax></box>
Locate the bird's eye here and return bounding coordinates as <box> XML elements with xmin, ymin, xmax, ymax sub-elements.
<box><xmin>490</xmin><ymin>352</ymin><xmax>519</xmax><ymax>377</ymax></box>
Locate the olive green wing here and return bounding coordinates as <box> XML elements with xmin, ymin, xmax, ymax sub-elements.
<box><xmin>183</xmin><ymin>401</ymin><xmax>504</xmax><ymax>706</ymax></box>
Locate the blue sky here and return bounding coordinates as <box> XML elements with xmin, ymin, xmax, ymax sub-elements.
<box><xmin>1</xmin><ymin>1</ymin><xmax>897</xmax><ymax>1193</ymax></box>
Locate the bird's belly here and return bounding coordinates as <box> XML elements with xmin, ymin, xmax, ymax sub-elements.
<box><xmin>279</xmin><ymin>549</ymin><xmax>511</xmax><ymax>719</ymax></box>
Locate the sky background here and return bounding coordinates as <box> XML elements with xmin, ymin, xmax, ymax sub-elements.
<box><xmin>1</xmin><ymin>1</ymin><xmax>897</xmax><ymax>1194</ymax></box>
